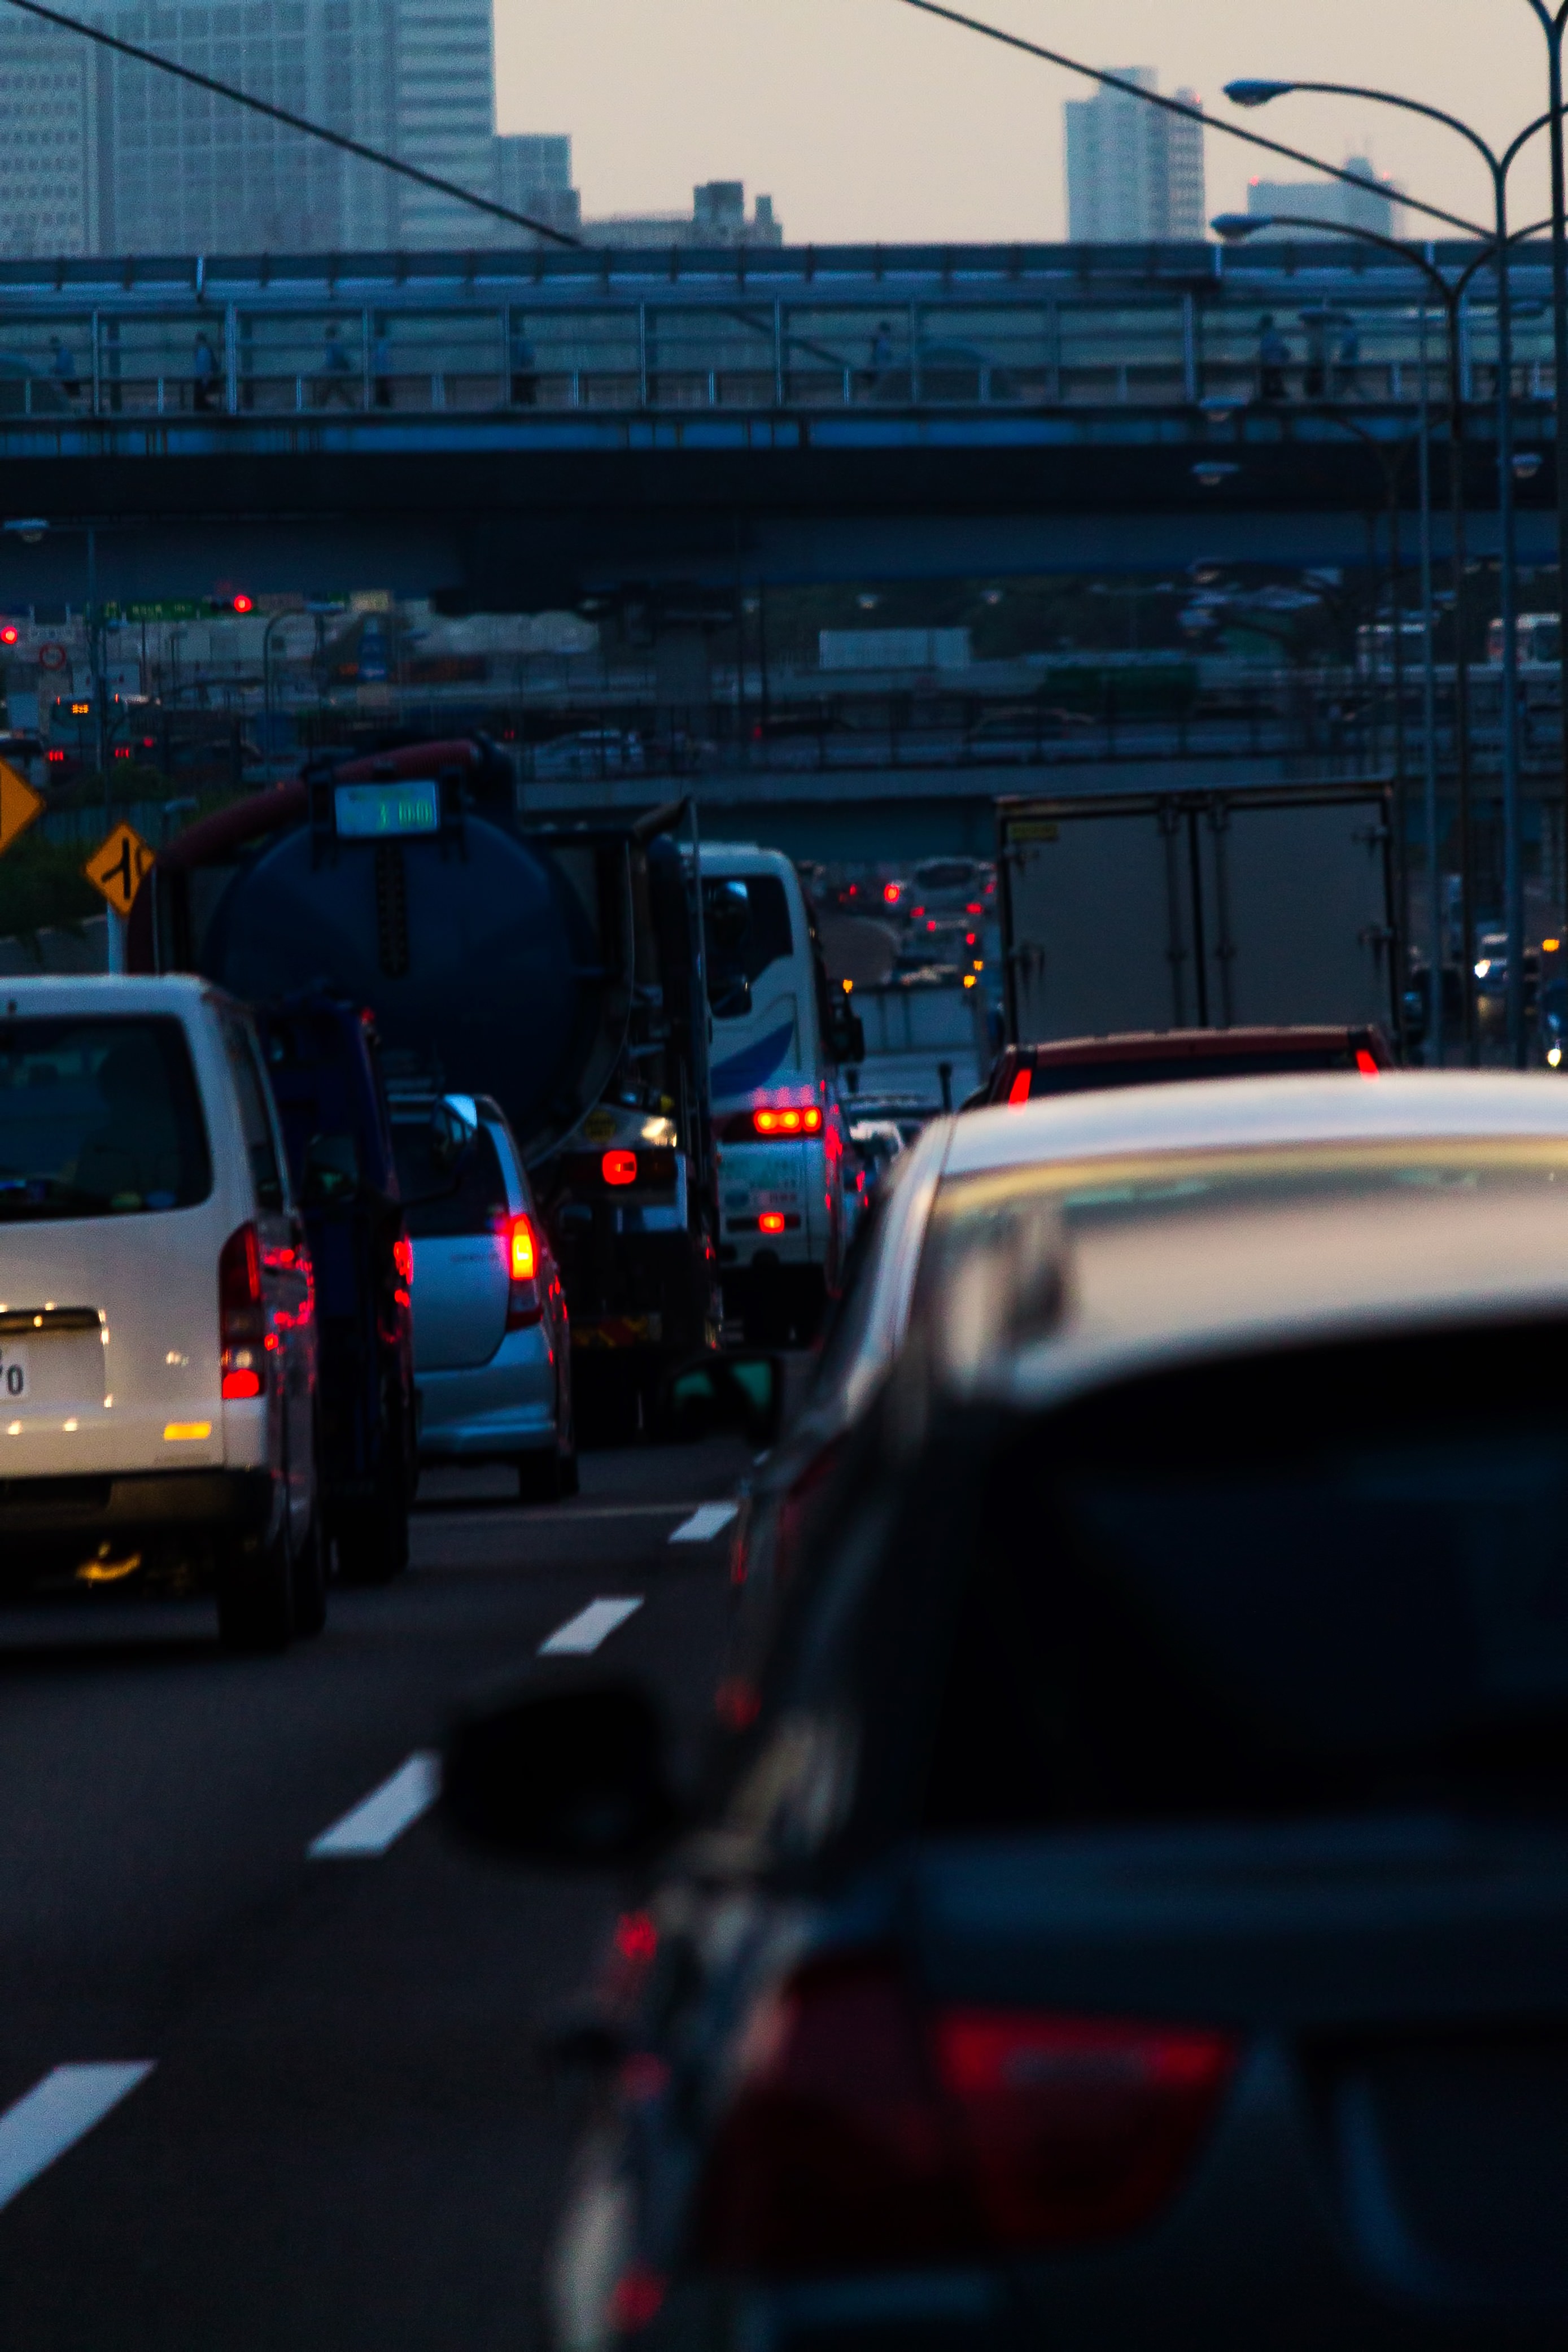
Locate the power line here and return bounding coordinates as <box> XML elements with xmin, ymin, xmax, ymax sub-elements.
<box><xmin>889</xmin><ymin>0</ymin><xmax>1492</xmax><ymax>242</ymax></box>
<box><xmin>1</xmin><ymin>0</ymin><xmax>583</xmax><ymax>249</ymax></box>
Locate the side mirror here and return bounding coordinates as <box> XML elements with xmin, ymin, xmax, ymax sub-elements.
<box><xmin>656</xmin><ymin>1352</ymin><xmax>785</xmax><ymax>1448</ymax></box>
<box><xmin>442</xmin><ymin>1681</ymin><xmax>680</xmax><ymax>1868</ymax></box>
<box><xmin>301</xmin><ymin>1129</ymin><xmax>360</xmax><ymax>1206</ymax></box>
<box><xmin>827</xmin><ymin>998</ymin><xmax>866</xmax><ymax>1065</ymax></box>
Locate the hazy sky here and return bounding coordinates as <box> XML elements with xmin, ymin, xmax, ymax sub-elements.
<box><xmin>494</xmin><ymin>1</ymin><xmax>1553</xmax><ymax>243</ymax></box>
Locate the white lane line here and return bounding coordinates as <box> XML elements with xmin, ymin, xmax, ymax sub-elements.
<box><xmin>670</xmin><ymin>1502</ymin><xmax>740</xmax><ymax>1544</ymax></box>
<box><xmin>0</xmin><ymin>2063</ymin><xmax>154</xmax><ymax>2213</ymax></box>
<box><xmin>308</xmin><ymin>1752</ymin><xmax>440</xmax><ymax>1858</ymax></box>
<box><xmin>538</xmin><ymin>1596</ymin><xmax>644</xmax><ymax>1656</ymax></box>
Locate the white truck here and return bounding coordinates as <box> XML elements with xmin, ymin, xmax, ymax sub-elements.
<box><xmin>997</xmin><ymin>783</ymin><xmax>1399</xmax><ymax>1045</ymax></box>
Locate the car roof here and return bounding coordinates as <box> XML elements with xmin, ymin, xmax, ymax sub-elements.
<box><xmin>1019</xmin><ymin>1024</ymin><xmax>1374</xmax><ymax>1066</ymax></box>
<box><xmin>1001</xmin><ymin>1180</ymin><xmax>1568</xmax><ymax>1417</ymax></box>
<box><xmin>0</xmin><ymin>973</ymin><xmax>215</xmax><ymax>1017</ymax></box>
<box><xmin>945</xmin><ymin>1072</ymin><xmax>1568</xmax><ymax>1182</ymax></box>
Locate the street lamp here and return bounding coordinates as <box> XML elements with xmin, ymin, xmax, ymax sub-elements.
<box><xmin>1225</xmin><ymin>80</ymin><xmax>1557</xmax><ymax>1067</ymax></box>
<box><xmin>1208</xmin><ymin>211</ymin><xmax>1532</xmax><ymax>1061</ymax></box>
<box><xmin>1519</xmin><ymin>3</ymin><xmax>1568</xmax><ymax>883</ymax></box>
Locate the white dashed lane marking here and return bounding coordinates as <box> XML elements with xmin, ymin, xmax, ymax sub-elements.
<box><xmin>538</xmin><ymin>1596</ymin><xmax>644</xmax><ymax>1656</ymax></box>
<box><xmin>670</xmin><ymin>1502</ymin><xmax>739</xmax><ymax>1544</ymax></box>
<box><xmin>308</xmin><ymin>1752</ymin><xmax>440</xmax><ymax>1858</ymax></box>
<box><xmin>0</xmin><ymin>2063</ymin><xmax>155</xmax><ymax>2213</ymax></box>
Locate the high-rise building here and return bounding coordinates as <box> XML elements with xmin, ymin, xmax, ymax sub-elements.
<box><xmin>1245</xmin><ymin>159</ymin><xmax>1401</xmax><ymax>240</ymax></box>
<box><xmin>0</xmin><ymin>0</ymin><xmax>582</xmax><ymax>254</ymax></box>
<box><xmin>0</xmin><ymin>17</ymin><xmax>99</xmax><ymax>256</ymax></box>
<box><xmin>1064</xmin><ymin>69</ymin><xmax>1206</xmax><ymax>243</ymax></box>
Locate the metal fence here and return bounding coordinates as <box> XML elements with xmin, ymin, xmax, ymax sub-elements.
<box><xmin>0</xmin><ymin>240</ymin><xmax>1554</xmax><ymax>420</ymax></box>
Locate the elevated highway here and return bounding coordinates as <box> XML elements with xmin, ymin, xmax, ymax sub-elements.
<box><xmin>0</xmin><ymin>238</ymin><xmax>1557</xmax><ymax>606</ymax></box>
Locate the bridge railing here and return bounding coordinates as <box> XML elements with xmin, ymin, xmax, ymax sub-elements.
<box><xmin>0</xmin><ymin>281</ymin><xmax>1548</xmax><ymax>420</ymax></box>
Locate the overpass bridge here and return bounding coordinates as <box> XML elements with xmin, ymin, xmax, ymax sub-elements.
<box><xmin>0</xmin><ymin>238</ymin><xmax>1557</xmax><ymax>609</ymax></box>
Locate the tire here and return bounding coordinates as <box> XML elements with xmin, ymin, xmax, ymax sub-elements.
<box><xmin>216</xmin><ymin>1515</ymin><xmax>294</xmax><ymax>1655</ymax></box>
<box><xmin>336</xmin><ymin>1483</ymin><xmax>409</xmax><ymax>1586</ymax></box>
<box><xmin>516</xmin><ymin>1448</ymin><xmax>564</xmax><ymax>1503</ymax></box>
<box><xmin>290</xmin><ymin>1502</ymin><xmax>328</xmax><ymax>1639</ymax></box>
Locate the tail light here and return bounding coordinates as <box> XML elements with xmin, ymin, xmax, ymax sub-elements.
<box><xmin>692</xmin><ymin>1954</ymin><xmax>1235</xmax><ymax>2277</ymax></box>
<box><xmin>219</xmin><ymin>1222</ymin><xmax>268</xmax><ymax>1399</ymax></box>
<box><xmin>505</xmin><ymin>1212</ymin><xmax>543</xmax><ymax>1329</ymax></box>
<box><xmin>753</xmin><ymin>1106</ymin><xmax>823</xmax><ymax>1137</ymax></box>
<box><xmin>391</xmin><ymin>1232</ymin><xmax>413</xmax><ymax>1308</ymax></box>
<box><xmin>1007</xmin><ymin>1066</ymin><xmax>1033</xmax><ymax>1106</ymax></box>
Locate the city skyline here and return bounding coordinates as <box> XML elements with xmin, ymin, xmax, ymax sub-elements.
<box><xmin>496</xmin><ymin>0</ymin><xmax>1557</xmax><ymax>246</ymax></box>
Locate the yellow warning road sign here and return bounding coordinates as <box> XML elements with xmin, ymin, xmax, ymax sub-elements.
<box><xmin>84</xmin><ymin>821</ymin><xmax>154</xmax><ymax>918</ymax></box>
<box><xmin>0</xmin><ymin>757</ymin><xmax>43</xmax><ymax>859</ymax></box>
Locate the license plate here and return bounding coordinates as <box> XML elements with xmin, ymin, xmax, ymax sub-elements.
<box><xmin>0</xmin><ymin>1344</ymin><xmax>28</xmax><ymax>1401</ymax></box>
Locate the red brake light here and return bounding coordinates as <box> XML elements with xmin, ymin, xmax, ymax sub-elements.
<box><xmin>883</xmin><ymin>882</ymin><xmax>901</xmax><ymax>905</ymax></box>
<box><xmin>933</xmin><ymin>2010</ymin><xmax>1235</xmax><ymax>2248</ymax></box>
<box><xmin>753</xmin><ymin>1106</ymin><xmax>822</xmax><ymax>1137</ymax></box>
<box><xmin>219</xmin><ymin>1222</ymin><xmax>267</xmax><ymax>1399</ymax></box>
<box><xmin>759</xmin><ymin>1211</ymin><xmax>787</xmax><ymax>1234</ymax></box>
<box><xmin>392</xmin><ymin>1234</ymin><xmax>413</xmax><ymax>1285</ymax></box>
<box><xmin>232</xmin><ymin>592</ymin><xmax>254</xmax><ymax>614</ymax></box>
<box><xmin>1007</xmin><ymin>1067</ymin><xmax>1033</xmax><ymax>1106</ymax></box>
<box><xmin>509</xmin><ymin>1214</ymin><xmax>537</xmax><ymax>1282</ymax></box>
<box><xmin>0</xmin><ymin>625</ymin><xmax>18</xmax><ymax>646</ymax></box>
<box><xmin>602</xmin><ymin>1150</ymin><xmax>637</xmax><ymax>1187</ymax></box>
<box><xmin>1355</xmin><ymin>1048</ymin><xmax>1380</xmax><ymax>1076</ymax></box>
<box><xmin>505</xmin><ymin>1212</ymin><xmax>543</xmax><ymax>1329</ymax></box>
<box><xmin>693</xmin><ymin>1956</ymin><xmax>1235</xmax><ymax>2276</ymax></box>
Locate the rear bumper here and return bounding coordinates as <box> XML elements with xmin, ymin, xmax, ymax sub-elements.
<box><xmin>416</xmin><ymin>1332</ymin><xmax>557</xmax><ymax>1461</ymax></box>
<box><xmin>0</xmin><ymin>1468</ymin><xmax>277</xmax><ymax>1566</ymax></box>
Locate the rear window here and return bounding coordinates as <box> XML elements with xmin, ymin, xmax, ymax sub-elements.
<box><xmin>0</xmin><ymin>1015</ymin><xmax>211</xmax><ymax>1219</ymax></box>
<box><xmin>923</xmin><ymin>1322</ymin><xmax>1568</xmax><ymax>1830</ymax></box>
<box><xmin>1017</xmin><ymin>1046</ymin><xmax>1361</xmax><ymax>1098</ymax></box>
<box><xmin>393</xmin><ymin>1121</ymin><xmax>509</xmax><ymax>1238</ymax></box>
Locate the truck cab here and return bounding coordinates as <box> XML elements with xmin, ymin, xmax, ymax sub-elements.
<box><xmin>696</xmin><ymin>844</ymin><xmax>861</xmax><ymax>1346</ymax></box>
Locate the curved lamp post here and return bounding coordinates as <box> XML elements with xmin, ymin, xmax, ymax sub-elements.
<box><xmin>1228</xmin><ymin>80</ymin><xmax>1554</xmax><ymax>1064</ymax></box>
<box><xmin>1520</xmin><ymin>4</ymin><xmax>1568</xmax><ymax>1029</ymax></box>
<box><xmin>1211</xmin><ymin>212</ymin><xmax>1547</xmax><ymax>1059</ymax></box>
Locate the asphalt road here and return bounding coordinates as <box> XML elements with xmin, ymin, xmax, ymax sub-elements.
<box><xmin>0</xmin><ymin>1437</ymin><xmax>753</xmax><ymax>2349</ymax></box>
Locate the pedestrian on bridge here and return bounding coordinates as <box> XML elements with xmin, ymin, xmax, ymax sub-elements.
<box><xmin>49</xmin><ymin>333</ymin><xmax>80</xmax><ymax>407</ymax></box>
<box><xmin>192</xmin><ymin>330</ymin><xmax>220</xmax><ymax>413</ymax></box>
<box><xmin>1257</xmin><ymin>314</ymin><xmax>1291</xmax><ymax>402</ymax></box>
<box><xmin>316</xmin><ymin>323</ymin><xmax>357</xmax><ymax>408</ymax></box>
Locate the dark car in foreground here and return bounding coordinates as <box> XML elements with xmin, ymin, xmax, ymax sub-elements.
<box><xmin>450</xmin><ymin>1117</ymin><xmax>1568</xmax><ymax>2349</ymax></box>
<box><xmin>977</xmin><ymin>1022</ymin><xmax>1395</xmax><ymax>1107</ymax></box>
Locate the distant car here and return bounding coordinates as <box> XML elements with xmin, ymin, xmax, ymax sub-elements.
<box><xmin>530</xmin><ymin>730</ymin><xmax>645</xmax><ymax>782</ymax></box>
<box><xmin>391</xmin><ymin>1091</ymin><xmax>575</xmax><ymax>1501</ymax></box>
<box><xmin>977</xmin><ymin>1022</ymin><xmax>1396</xmax><ymax>1106</ymax></box>
<box><xmin>0</xmin><ymin>974</ymin><xmax>323</xmax><ymax>1649</ymax></box>
<box><xmin>454</xmin><ymin>1076</ymin><xmax>1568</xmax><ymax>2350</ymax></box>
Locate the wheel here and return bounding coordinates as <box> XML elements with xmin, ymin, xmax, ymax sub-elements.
<box><xmin>216</xmin><ymin>1513</ymin><xmax>294</xmax><ymax>1655</ymax></box>
<box><xmin>336</xmin><ymin>1484</ymin><xmax>409</xmax><ymax>1586</ymax></box>
<box><xmin>290</xmin><ymin>1497</ymin><xmax>328</xmax><ymax>1639</ymax></box>
<box><xmin>336</xmin><ymin>1421</ymin><xmax>410</xmax><ymax>1587</ymax></box>
<box><xmin>516</xmin><ymin>1448</ymin><xmax>564</xmax><ymax>1503</ymax></box>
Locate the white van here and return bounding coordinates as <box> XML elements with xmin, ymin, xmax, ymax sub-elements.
<box><xmin>694</xmin><ymin>844</ymin><xmax>861</xmax><ymax>1344</ymax></box>
<box><xmin>0</xmin><ymin>975</ymin><xmax>321</xmax><ymax>1650</ymax></box>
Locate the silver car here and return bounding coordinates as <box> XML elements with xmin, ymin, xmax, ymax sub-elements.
<box><xmin>391</xmin><ymin>1093</ymin><xmax>575</xmax><ymax>1502</ymax></box>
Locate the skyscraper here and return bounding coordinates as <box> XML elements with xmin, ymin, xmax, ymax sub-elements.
<box><xmin>1064</xmin><ymin>70</ymin><xmax>1206</xmax><ymax>243</ymax></box>
<box><xmin>0</xmin><ymin>0</ymin><xmax>580</xmax><ymax>254</ymax></box>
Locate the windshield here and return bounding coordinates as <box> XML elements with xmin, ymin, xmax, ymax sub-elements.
<box><xmin>0</xmin><ymin>1015</ymin><xmax>211</xmax><ymax>1218</ymax></box>
<box><xmin>933</xmin><ymin>1140</ymin><xmax>1568</xmax><ymax>1238</ymax></box>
